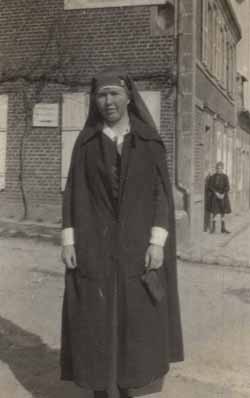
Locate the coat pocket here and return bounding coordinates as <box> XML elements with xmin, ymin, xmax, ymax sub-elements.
<box><xmin>75</xmin><ymin>246</ymin><xmax>88</xmax><ymax>278</ymax></box>
<box><xmin>75</xmin><ymin>245</ymin><xmax>108</xmax><ymax>280</ymax></box>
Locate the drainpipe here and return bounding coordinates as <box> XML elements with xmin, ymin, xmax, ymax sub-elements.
<box><xmin>174</xmin><ymin>0</ymin><xmax>190</xmax><ymax>213</ymax></box>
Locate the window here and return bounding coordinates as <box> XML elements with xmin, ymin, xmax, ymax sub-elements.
<box><xmin>222</xmin><ymin>27</ymin><xmax>227</xmax><ymax>88</ymax></box>
<box><xmin>0</xmin><ymin>95</ymin><xmax>8</xmax><ymax>191</ymax></box>
<box><xmin>226</xmin><ymin>37</ymin><xmax>231</xmax><ymax>91</ymax></box>
<box><xmin>220</xmin><ymin>27</ymin><xmax>225</xmax><ymax>85</ymax></box>
<box><xmin>216</xmin><ymin>14</ymin><xmax>222</xmax><ymax>81</ymax></box>
<box><xmin>226</xmin><ymin>38</ymin><xmax>236</xmax><ymax>97</ymax></box>
<box><xmin>64</xmin><ymin>0</ymin><xmax>166</xmax><ymax>9</ymax></box>
<box><xmin>227</xmin><ymin>133</ymin><xmax>233</xmax><ymax>183</ymax></box>
<box><xmin>232</xmin><ymin>44</ymin><xmax>237</xmax><ymax>97</ymax></box>
<box><xmin>61</xmin><ymin>93</ymin><xmax>89</xmax><ymax>190</ymax></box>
<box><xmin>215</xmin><ymin>123</ymin><xmax>223</xmax><ymax>162</ymax></box>
<box><xmin>207</xmin><ymin>3</ymin><xmax>213</xmax><ymax>70</ymax></box>
<box><xmin>222</xmin><ymin>131</ymin><xmax>227</xmax><ymax>168</ymax></box>
<box><xmin>201</xmin><ymin>0</ymin><xmax>236</xmax><ymax>97</ymax></box>
<box><xmin>151</xmin><ymin>3</ymin><xmax>175</xmax><ymax>36</ymax></box>
<box><xmin>212</xmin><ymin>5</ymin><xmax>217</xmax><ymax>76</ymax></box>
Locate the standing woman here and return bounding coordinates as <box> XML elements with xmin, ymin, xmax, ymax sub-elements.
<box><xmin>207</xmin><ymin>161</ymin><xmax>232</xmax><ymax>233</ymax></box>
<box><xmin>61</xmin><ymin>69</ymin><xmax>184</xmax><ymax>398</ymax></box>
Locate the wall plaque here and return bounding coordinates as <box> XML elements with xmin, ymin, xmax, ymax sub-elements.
<box><xmin>33</xmin><ymin>103</ymin><xmax>59</xmax><ymax>128</ymax></box>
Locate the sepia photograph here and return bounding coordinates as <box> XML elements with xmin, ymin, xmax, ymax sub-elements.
<box><xmin>0</xmin><ymin>0</ymin><xmax>249</xmax><ymax>397</ymax></box>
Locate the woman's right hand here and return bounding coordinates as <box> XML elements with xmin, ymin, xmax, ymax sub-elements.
<box><xmin>215</xmin><ymin>192</ymin><xmax>224</xmax><ymax>200</ymax></box>
<box><xmin>61</xmin><ymin>245</ymin><xmax>77</xmax><ymax>269</ymax></box>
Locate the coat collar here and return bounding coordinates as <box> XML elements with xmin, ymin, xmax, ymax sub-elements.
<box><xmin>78</xmin><ymin>114</ymin><xmax>162</xmax><ymax>147</ymax></box>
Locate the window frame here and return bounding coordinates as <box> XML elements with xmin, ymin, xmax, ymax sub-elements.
<box><xmin>201</xmin><ymin>0</ymin><xmax>237</xmax><ymax>98</ymax></box>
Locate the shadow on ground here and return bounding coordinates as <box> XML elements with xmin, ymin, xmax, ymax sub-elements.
<box><xmin>225</xmin><ymin>288</ymin><xmax>250</xmax><ymax>304</ymax></box>
<box><xmin>0</xmin><ymin>315</ymin><xmax>88</xmax><ymax>398</ymax></box>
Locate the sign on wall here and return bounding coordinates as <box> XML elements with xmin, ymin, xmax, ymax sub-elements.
<box><xmin>33</xmin><ymin>103</ymin><xmax>59</xmax><ymax>128</ymax></box>
<box><xmin>64</xmin><ymin>0</ymin><xmax>166</xmax><ymax>9</ymax></box>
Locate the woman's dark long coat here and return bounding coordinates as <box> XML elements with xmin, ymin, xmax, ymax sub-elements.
<box><xmin>60</xmin><ymin>116</ymin><xmax>184</xmax><ymax>390</ymax></box>
<box><xmin>206</xmin><ymin>173</ymin><xmax>232</xmax><ymax>215</ymax></box>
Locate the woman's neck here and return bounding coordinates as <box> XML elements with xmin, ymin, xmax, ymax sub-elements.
<box><xmin>105</xmin><ymin>113</ymin><xmax>130</xmax><ymax>136</ymax></box>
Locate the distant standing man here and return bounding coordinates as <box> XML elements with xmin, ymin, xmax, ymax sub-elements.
<box><xmin>207</xmin><ymin>161</ymin><xmax>232</xmax><ymax>234</ymax></box>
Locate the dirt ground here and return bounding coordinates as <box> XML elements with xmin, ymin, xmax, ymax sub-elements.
<box><xmin>0</xmin><ymin>236</ymin><xmax>250</xmax><ymax>398</ymax></box>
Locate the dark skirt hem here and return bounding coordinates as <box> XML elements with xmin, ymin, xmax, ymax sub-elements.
<box><xmin>60</xmin><ymin>374</ymin><xmax>92</xmax><ymax>391</ymax></box>
<box><xmin>123</xmin><ymin>369</ymin><xmax>168</xmax><ymax>396</ymax></box>
<box><xmin>60</xmin><ymin>368</ymin><xmax>169</xmax><ymax>395</ymax></box>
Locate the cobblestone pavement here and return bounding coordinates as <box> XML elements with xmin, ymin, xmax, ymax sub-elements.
<box><xmin>0</xmin><ymin>237</ymin><xmax>250</xmax><ymax>397</ymax></box>
<box><xmin>178</xmin><ymin>211</ymin><xmax>250</xmax><ymax>268</ymax></box>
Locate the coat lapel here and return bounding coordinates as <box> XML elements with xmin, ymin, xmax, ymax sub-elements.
<box><xmin>100</xmin><ymin>135</ymin><xmax>119</xmax><ymax>218</ymax></box>
<box><xmin>118</xmin><ymin>134</ymin><xmax>135</xmax><ymax>209</ymax></box>
<box><xmin>118</xmin><ymin>116</ymin><xmax>160</xmax><ymax>210</ymax></box>
<box><xmin>79</xmin><ymin>116</ymin><xmax>162</xmax><ymax>218</ymax></box>
<box><xmin>85</xmin><ymin>133</ymin><xmax>117</xmax><ymax>219</ymax></box>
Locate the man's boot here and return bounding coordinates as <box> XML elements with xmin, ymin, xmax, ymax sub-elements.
<box><xmin>221</xmin><ymin>220</ymin><xmax>230</xmax><ymax>234</ymax></box>
<box><xmin>210</xmin><ymin>220</ymin><xmax>216</xmax><ymax>233</ymax></box>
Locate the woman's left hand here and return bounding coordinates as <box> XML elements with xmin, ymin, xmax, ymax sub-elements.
<box><xmin>145</xmin><ymin>244</ymin><xmax>164</xmax><ymax>270</ymax></box>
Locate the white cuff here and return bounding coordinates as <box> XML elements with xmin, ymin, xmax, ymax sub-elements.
<box><xmin>149</xmin><ymin>226</ymin><xmax>168</xmax><ymax>247</ymax></box>
<box><xmin>62</xmin><ymin>227</ymin><xmax>75</xmax><ymax>246</ymax></box>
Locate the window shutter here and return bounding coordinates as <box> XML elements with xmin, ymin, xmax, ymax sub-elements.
<box><xmin>221</xmin><ymin>26</ymin><xmax>228</xmax><ymax>88</ymax></box>
<box><xmin>140</xmin><ymin>90</ymin><xmax>161</xmax><ymax>131</ymax></box>
<box><xmin>217</xmin><ymin>16</ymin><xmax>223</xmax><ymax>81</ymax></box>
<box><xmin>224</xmin><ymin>29</ymin><xmax>228</xmax><ymax>87</ymax></box>
<box><xmin>227</xmin><ymin>134</ymin><xmax>233</xmax><ymax>182</ymax></box>
<box><xmin>194</xmin><ymin>107</ymin><xmax>204</xmax><ymax>193</ymax></box>
<box><xmin>215</xmin><ymin>14</ymin><xmax>220</xmax><ymax>79</ymax></box>
<box><xmin>226</xmin><ymin>33</ymin><xmax>230</xmax><ymax>91</ymax></box>
<box><xmin>202</xmin><ymin>0</ymin><xmax>208</xmax><ymax>65</ymax></box>
<box><xmin>232</xmin><ymin>45</ymin><xmax>236</xmax><ymax>97</ymax></box>
<box><xmin>212</xmin><ymin>6</ymin><xmax>217</xmax><ymax>76</ymax></box>
<box><xmin>216</xmin><ymin>122</ymin><xmax>223</xmax><ymax>162</ymax></box>
<box><xmin>227</xmin><ymin>42</ymin><xmax>234</xmax><ymax>95</ymax></box>
<box><xmin>61</xmin><ymin>92</ymin><xmax>89</xmax><ymax>190</ymax></box>
<box><xmin>0</xmin><ymin>95</ymin><xmax>8</xmax><ymax>191</ymax></box>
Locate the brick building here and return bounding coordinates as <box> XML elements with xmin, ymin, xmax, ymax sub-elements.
<box><xmin>232</xmin><ymin>0</ymin><xmax>250</xmax><ymax>213</ymax></box>
<box><xmin>177</xmin><ymin>0</ymin><xmax>243</xmax><ymax>239</ymax></box>
<box><xmin>0</xmin><ymin>0</ymin><xmax>177</xmax><ymax>224</ymax></box>
<box><xmin>232</xmin><ymin>0</ymin><xmax>250</xmax><ymax>109</ymax></box>
<box><xmin>0</xmin><ymin>0</ymin><xmax>247</xmax><ymax>244</ymax></box>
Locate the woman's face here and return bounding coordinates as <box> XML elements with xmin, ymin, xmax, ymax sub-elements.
<box><xmin>95</xmin><ymin>86</ymin><xmax>129</xmax><ymax>125</ymax></box>
<box><xmin>216</xmin><ymin>165</ymin><xmax>223</xmax><ymax>174</ymax></box>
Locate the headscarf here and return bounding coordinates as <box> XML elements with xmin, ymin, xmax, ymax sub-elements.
<box><xmin>84</xmin><ymin>68</ymin><xmax>158</xmax><ymax>132</ymax></box>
